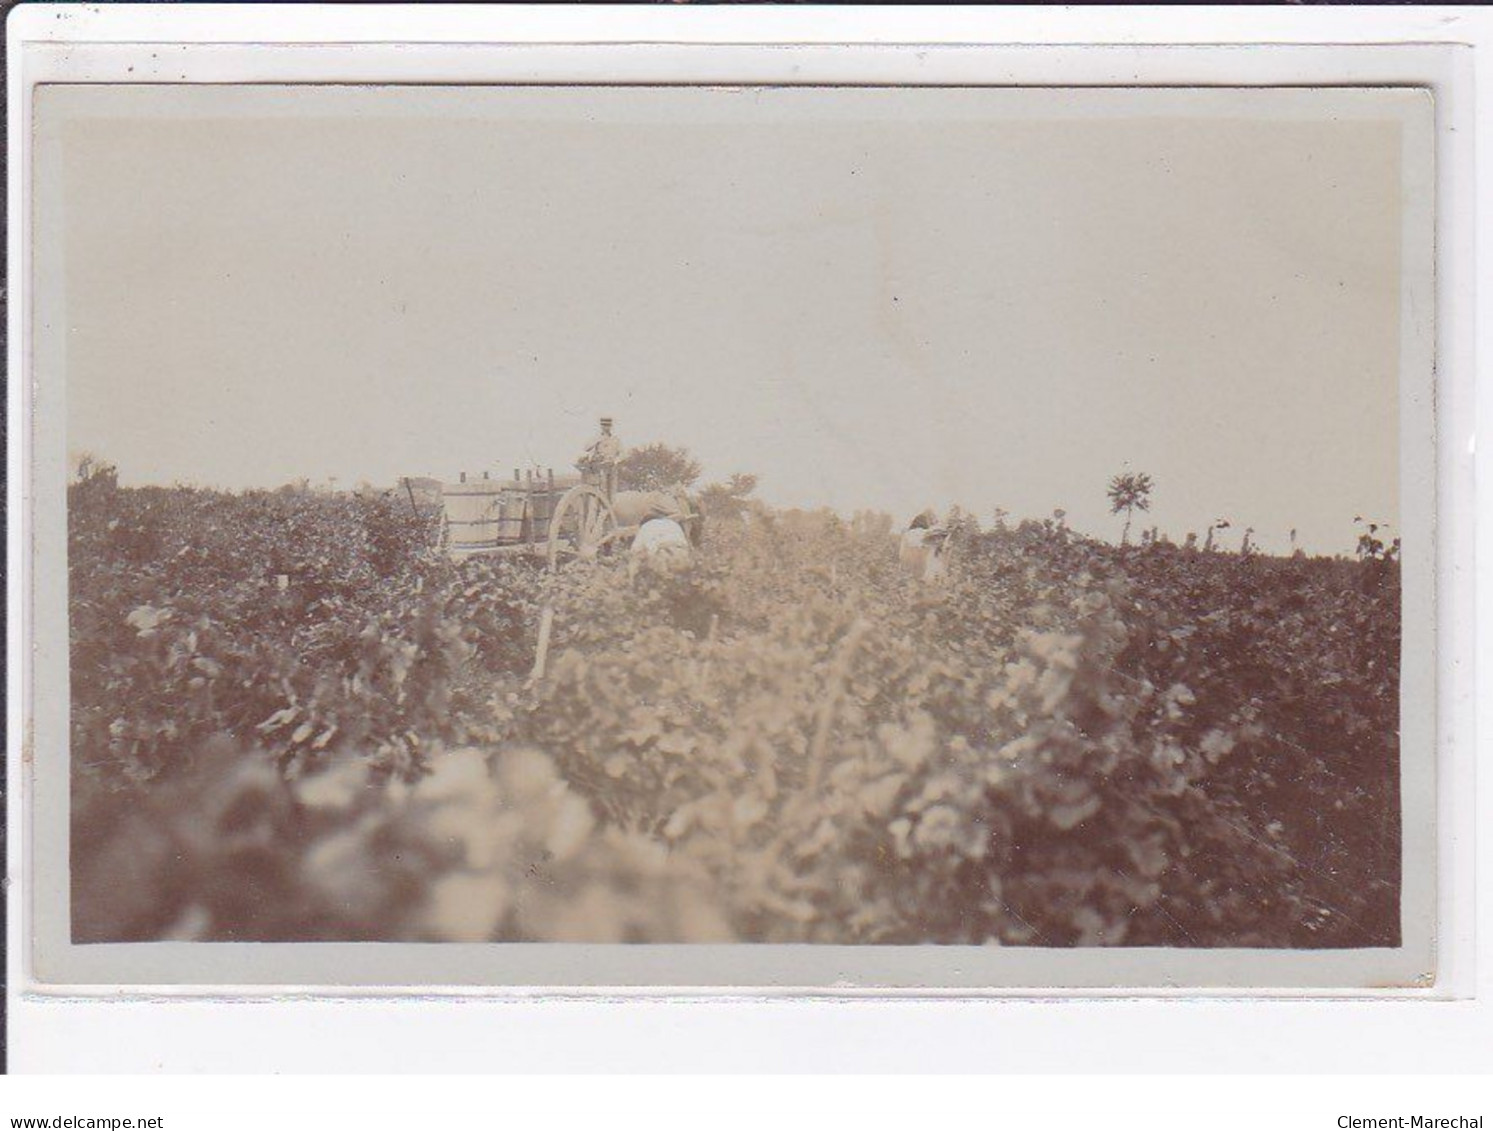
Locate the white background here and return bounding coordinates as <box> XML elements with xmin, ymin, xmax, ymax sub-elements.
<box><xmin>0</xmin><ymin>1075</ymin><xmax>1489</xmax><ymax>1128</ymax></box>
<box><xmin>6</xmin><ymin>3</ymin><xmax>1489</xmax><ymax>1086</ymax></box>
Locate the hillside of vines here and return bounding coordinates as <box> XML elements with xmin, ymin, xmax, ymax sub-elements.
<box><xmin>69</xmin><ymin>476</ymin><xmax>1400</xmax><ymax>948</ymax></box>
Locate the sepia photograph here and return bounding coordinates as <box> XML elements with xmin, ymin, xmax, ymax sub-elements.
<box><xmin>29</xmin><ymin>81</ymin><xmax>1434</xmax><ymax>980</ymax></box>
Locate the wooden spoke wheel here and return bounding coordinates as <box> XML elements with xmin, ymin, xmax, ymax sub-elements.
<box><xmin>547</xmin><ymin>484</ymin><xmax>620</xmax><ymax>571</ymax></box>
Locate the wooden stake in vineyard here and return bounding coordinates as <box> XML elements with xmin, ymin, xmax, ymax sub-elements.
<box><xmin>805</xmin><ymin>619</ymin><xmax>871</xmax><ymax>793</ymax></box>
<box><xmin>531</xmin><ymin>605</ymin><xmax>556</xmax><ymax>681</ymax></box>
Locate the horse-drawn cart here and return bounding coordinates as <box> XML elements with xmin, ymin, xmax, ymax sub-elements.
<box><xmin>438</xmin><ymin>468</ymin><xmax>623</xmax><ymax>569</ymax></box>
<box><xmin>431</xmin><ymin>421</ymin><xmax>700</xmax><ymax>570</ymax></box>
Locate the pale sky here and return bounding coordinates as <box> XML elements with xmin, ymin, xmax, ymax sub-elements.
<box><xmin>41</xmin><ymin>85</ymin><xmax>1418</xmax><ymax>553</ymax></box>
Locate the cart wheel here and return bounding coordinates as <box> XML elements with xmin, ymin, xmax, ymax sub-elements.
<box><xmin>547</xmin><ymin>485</ymin><xmax>619</xmax><ymax>571</ymax></box>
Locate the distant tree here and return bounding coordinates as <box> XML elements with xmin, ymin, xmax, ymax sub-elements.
<box><xmin>698</xmin><ymin>472</ymin><xmax>759</xmax><ymax>521</ymax></box>
<box><xmin>617</xmin><ymin>443</ymin><xmax>703</xmax><ymax>492</ymax></box>
<box><xmin>73</xmin><ymin>451</ymin><xmax>117</xmax><ymax>486</ymax></box>
<box><xmin>1355</xmin><ymin>517</ymin><xmax>1398</xmax><ymax>563</ymax></box>
<box><xmin>944</xmin><ymin>504</ymin><xmax>979</xmax><ymax>534</ymax></box>
<box><xmin>1106</xmin><ymin>472</ymin><xmax>1154</xmax><ymax>545</ymax></box>
<box><xmin>68</xmin><ymin>452</ymin><xmax>119</xmax><ymax>515</ymax></box>
<box><xmin>1204</xmin><ymin>518</ymin><xmax>1231</xmax><ymax>553</ymax></box>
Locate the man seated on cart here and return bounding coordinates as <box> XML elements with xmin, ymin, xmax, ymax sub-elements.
<box><xmin>576</xmin><ymin>416</ymin><xmax>623</xmax><ymax>500</ymax></box>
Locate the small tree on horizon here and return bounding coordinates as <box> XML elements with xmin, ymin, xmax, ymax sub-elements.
<box><xmin>1354</xmin><ymin>517</ymin><xmax>1398</xmax><ymax>563</ymax></box>
<box><xmin>698</xmin><ymin>472</ymin><xmax>760</xmax><ymax>520</ymax></box>
<box><xmin>1107</xmin><ymin>472</ymin><xmax>1154</xmax><ymax>546</ymax></box>
<box><xmin>1205</xmin><ymin>518</ymin><xmax>1231</xmax><ymax>553</ymax></box>
<box><xmin>616</xmin><ymin>443</ymin><xmax>703</xmax><ymax>493</ymax></box>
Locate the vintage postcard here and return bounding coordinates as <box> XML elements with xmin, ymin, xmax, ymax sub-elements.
<box><xmin>24</xmin><ymin>83</ymin><xmax>1436</xmax><ymax>989</ymax></box>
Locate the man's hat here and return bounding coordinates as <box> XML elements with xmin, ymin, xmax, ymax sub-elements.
<box><xmin>600</xmin><ymin>416</ymin><xmax>614</xmax><ymax>427</ymax></box>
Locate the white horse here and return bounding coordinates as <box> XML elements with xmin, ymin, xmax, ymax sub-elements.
<box><xmin>612</xmin><ymin>488</ymin><xmax>705</xmax><ymax>548</ymax></box>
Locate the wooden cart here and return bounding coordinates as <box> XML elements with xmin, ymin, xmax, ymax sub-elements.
<box><xmin>438</xmin><ymin>466</ymin><xmax>626</xmax><ymax>570</ymax></box>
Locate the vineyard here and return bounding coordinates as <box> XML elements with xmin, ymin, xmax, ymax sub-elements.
<box><xmin>69</xmin><ymin>475</ymin><xmax>1400</xmax><ymax>948</ymax></box>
